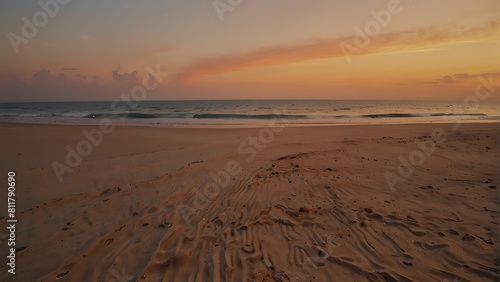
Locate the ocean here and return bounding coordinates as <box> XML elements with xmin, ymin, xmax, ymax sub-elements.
<box><xmin>0</xmin><ymin>100</ymin><xmax>498</xmax><ymax>127</ymax></box>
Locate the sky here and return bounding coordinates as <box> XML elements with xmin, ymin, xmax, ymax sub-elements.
<box><xmin>0</xmin><ymin>0</ymin><xmax>499</xmax><ymax>102</ymax></box>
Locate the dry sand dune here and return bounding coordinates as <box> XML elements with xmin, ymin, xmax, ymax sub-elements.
<box><xmin>0</xmin><ymin>122</ymin><xmax>498</xmax><ymax>281</ymax></box>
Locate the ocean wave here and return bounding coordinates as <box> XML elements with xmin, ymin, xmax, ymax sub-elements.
<box><xmin>192</xmin><ymin>114</ymin><xmax>309</xmax><ymax>119</ymax></box>
<box><xmin>0</xmin><ymin>112</ymin><xmax>491</xmax><ymax>120</ymax></box>
<box><xmin>362</xmin><ymin>113</ymin><xmax>415</xmax><ymax>118</ymax></box>
<box><xmin>362</xmin><ymin>113</ymin><xmax>486</xmax><ymax>118</ymax></box>
<box><xmin>430</xmin><ymin>113</ymin><xmax>486</xmax><ymax>117</ymax></box>
<box><xmin>84</xmin><ymin>113</ymin><xmax>160</xmax><ymax>119</ymax></box>
<box><xmin>123</xmin><ymin>113</ymin><xmax>160</xmax><ymax>119</ymax></box>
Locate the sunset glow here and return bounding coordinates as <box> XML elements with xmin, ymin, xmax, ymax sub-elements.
<box><xmin>0</xmin><ymin>0</ymin><xmax>499</xmax><ymax>101</ymax></box>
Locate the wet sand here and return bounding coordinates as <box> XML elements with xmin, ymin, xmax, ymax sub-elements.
<box><xmin>0</xmin><ymin>122</ymin><xmax>498</xmax><ymax>281</ymax></box>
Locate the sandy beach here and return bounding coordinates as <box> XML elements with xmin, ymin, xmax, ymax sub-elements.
<box><xmin>0</xmin><ymin>122</ymin><xmax>498</xmax><ymax>281</ymax></box>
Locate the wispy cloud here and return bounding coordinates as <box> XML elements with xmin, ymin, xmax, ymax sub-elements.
<box><xmin>410</xmin><ymin>71</ymin><xmax>500</xmax><ymax>85</ymax></box>
<box><xmin>177</xmin><ymin>19</ymin><xmax>500</xmax><ymax>82</ymax></box>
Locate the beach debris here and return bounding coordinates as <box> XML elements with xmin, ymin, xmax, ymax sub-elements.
<box><xmin>242</xmin><ymin>243</ymin><xmax>254</xmax><ymax>253</ymax></box>
<box><xmin>484</xmin><ymin>239</ymin><xmax>494</xmax><ymax>245</ymax></box>
<box><xmin>277</xmin><ymin>154</ymin><xmax>297</xmax><ymax>161</ymax></box>
<box><xmin>159</xmin><ymin>221</ymin><xmax>170</xmax><ymax>228</ymax></box>
<box><xmin>104</xmin><ymin>238</ymin><xmax>115</xmax><ymax>246</ymax></box>
<box><xmin>56</xmin><ymin>270</ymin><xmax>70</xmax><ymax>279</ymax></box>
<box><xmin>162</xmin><ymin>257</ymin><xmax>175</xmax><ymax>267</ymax></box>
<box><xmin>275</xmin><ymin>218</ymin><xmax>295</xmax><ymax>226</ymax></box>
<box><xmin>15</xmin><ymin>246</ymin><xmax>28</xmax><ymax>253</ymax></box>
<box><xmin>379</xmin><ymin>272</ymin><xmax>398</xmax><ymax>282</ymax></box>
<box><xmin>272</xmin><ymin>270</ymin><xmax>290</xmax><ymax>282</ymax></box>
<box><xmin>188</xmin><ymin>160</ymin><xmax>203</xmax><ymax>166</ymax></box>
<box><xmin>462</xmin><ymin>234</ymin><xmax>475</xmax><ymax>241</ymax></box>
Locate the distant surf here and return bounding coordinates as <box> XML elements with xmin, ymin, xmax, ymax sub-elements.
<box><xmin>361</xmin><ymin>113</ymin><xmax>487</xmax><ymax>118</ymax></box>
<box><xmin>0</xmin><ymin>100</ymin><xmax>497</xmax><ymax>126</ymax></box>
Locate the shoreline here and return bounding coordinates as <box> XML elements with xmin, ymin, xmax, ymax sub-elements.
<box><xmin>0</xmin><ymin>116</ymin><xmax>498</xmax><ymax>129</ymax></box>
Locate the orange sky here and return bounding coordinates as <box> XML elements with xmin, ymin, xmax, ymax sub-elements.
<box><xmin>0</xmin><ymin>0</ymin><xmax>499</xmax><ymax>101</ymax></box>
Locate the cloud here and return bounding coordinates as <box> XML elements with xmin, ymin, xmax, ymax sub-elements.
<box><xmin>442</xmin><ymin>75</ymin><xmax>454</xmax><ymax>82</ymax></box>
<box><xmin>409</xmin><ymin>71</ymin><xmax>500</xmax><ymax>85</ymax></box>
<box><xmin>453</xmin><ymin>72</ymin><xmax>500</xmax><ymax>80</ymax></box>
<box><xmin>454</xmin><ymin>73</ymin><xmax>471</xmax><ymax>79</ymax></box>
<box><xmin>32</xmin><ymin>69</ymin><xmax>52</xmax><ymax>84</ymax></box>
<box><xmin>177</xmin><ymin>18</ymin><xmax>500</xmax><ymax>82</ymax></box>
<box><xmin>112</xmin><ymin>67</ymin><xmax>140</xmax><ymax>85</ymax></box>
<box><xmin>0</xmin><ymin>68</ymin><xmax>166</xmax><ymax>102</ymax></box>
